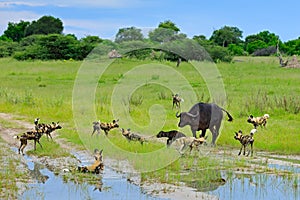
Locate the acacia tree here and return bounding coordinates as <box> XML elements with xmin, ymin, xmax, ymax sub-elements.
<box><xmin>24</xmin><ymin>16</ymin><xmax>63</xmax><ymax>36</ymax></box>
<box><xmin>210</xmin><ymin>26</ymin><xmax>243</xmax><ymax>47</ymax></box>
<box><xmin>115</xmin><ymin>27</ymin><xmax>144</xmax><ymax>43</ymax></box>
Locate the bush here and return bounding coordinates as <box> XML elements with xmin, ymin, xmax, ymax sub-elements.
<box><xmin>207</xmin><ymin>46</ymin><xmax>233</xmax><ymax>62</ymax></box>
<box><xmin>0</xmin><ymin>41</ymin><xmax>18</xmax><ymax>57</ymax></box>
<box><xmin>228</xmin><ymin>44</ymin><xmax>246</xmax><ymax>56</ymax></box>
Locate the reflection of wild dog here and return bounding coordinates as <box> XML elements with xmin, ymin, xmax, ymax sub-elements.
<box><xmin>247</xmin><ymin>114</ymin><xmax>269</xmax><ymax>129</ymax></box>
<box><xmin>156</xmin><ymin>130</ymin><xmax>186</xmax><ymax>146</ymax></box>
<box><xmin>34</xmin><ymin>118</ymin><xmax>62</xmax><ymax>140</ymax></box>
<box><xmin>121</xmin><ymin>128</ymin><xmax>145</xmax><ymax>145</ymax></box>
<box><xmin>78</xmin><ymin>149</ymin><xmax>104</xmax><ymax>174</ymax></box>
<box><xmin>172</xmin><ymin>136</ymin><xmax>207</xmax><ymax>154</ymax></box>
<box><xmin>234</xmin><ymin>129</ymin><xmax>256</xmax><ymax>156</ymax></box>
<box><xmin>29</xmin><ymin>162</ymin><xmax>49</xmax><ymax>183</ymax></box>
<box><xmin>172</xmin><ymin>94</ymin><xmax>184</xmax><ymax>109</ymax></box>
<box><xmin>92</xmin><ymin>119</ymin><xmax>119</xmax><ymax>136</ymax></box>
<box><xmin>14</xmin><ymin>130</ymin><xmax>44</xmax><ymax>155</ymax></box>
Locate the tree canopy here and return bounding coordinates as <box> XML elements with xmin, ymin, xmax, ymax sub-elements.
<box><xmin>1</xmin><ymin>15</ymin><xmax>300</xmax><ymax>62</ymax></box>
<box><xmin>210</xmin><ymin>26</ymin><xmax>243</xmax><ymax>47</ymax></box>
<box><xmin>115</xmin><ymin>27</ymin><xmax>144</xmax><ymax>43</ymax></box>
<box><xmin>24</xmin><ymin>16</ymin><xmax>63</xmax><ymax>36</ymax></box>
<box><xmin>158</xmin><ymin>20</ymin><xmax>180</xmax><ymax>33</ymax></box>
<box><xmin>3</xmin><ymin>20</ymin><xmax>30</xmax><ymax>42</ymax></box>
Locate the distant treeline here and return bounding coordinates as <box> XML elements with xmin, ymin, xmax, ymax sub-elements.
<box><xmin>0</xmin><ymin>16</ymin><xmax>299</xmax><ymax>62</ymax></box>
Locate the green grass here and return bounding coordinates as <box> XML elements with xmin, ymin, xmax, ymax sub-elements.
<box><xmin>0</xmin><ymin>56</ymin><xmax>299</xmax><ymax>192</ymax></box>
<box><xmin>0</xmin><ymin>57</ymin><xmax>299</xmax><ymax>155</ymax></box>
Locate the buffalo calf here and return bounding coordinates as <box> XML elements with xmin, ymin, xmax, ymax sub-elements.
<box><xmin>156</xmin><ymin>130</ymin><xmax>186</xmax><ymax>146</ymax></box>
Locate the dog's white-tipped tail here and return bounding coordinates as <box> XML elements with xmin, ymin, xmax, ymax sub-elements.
<box><xmin>13</xmin><ymin>135</ymin><xmax>19</xmax><ymax>139</ymax></box>
<box><xmin>264</xmin><ymin>114</ymin><xmax>270</xmax><ymax>119</ymax></box>
<box><xmin>250</xmin><ymin>129</ymin><xmax>257</xmax><ymax>135</ymax></box>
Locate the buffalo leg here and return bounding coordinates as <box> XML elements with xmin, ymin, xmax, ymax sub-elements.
<box><xmin>191</xmin><ymin>129</ymin><xmax>198</xmax><ymax>138</ymax></box>
<box><xmin>210</xmin><ymin>128</ymin><xmax>218</xmax><ymax>146</ymax></box>
<box><xmin>167</xmin><ymin>139</ymin><xmax>171</xmax><ymax>146</ymax></box>
<box><xmin>199</xmin><ymin>129</ymin><xmax>206</xmax><ymax>138</ymax></box>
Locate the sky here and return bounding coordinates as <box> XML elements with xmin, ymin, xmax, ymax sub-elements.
<box><xmin>0</xmin><ymin>0</ymin><xmax>300</xmax><ymax>42</ymax></box>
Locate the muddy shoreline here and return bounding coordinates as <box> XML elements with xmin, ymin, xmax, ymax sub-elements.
<box><xmin>0</xmin><ymin>113</ymin><xmax>218</xmax><ymax>200</ymax></box>
<box><xmin>0</xmin><ymin>113</ymin><xmax>299</xmax><ymax>200</ymax></box>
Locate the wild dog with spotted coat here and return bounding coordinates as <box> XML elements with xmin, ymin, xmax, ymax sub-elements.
<box><xmin>247</xmin><ymin>114</ymin><xmax>269</xmax><ymax>129</ymax></box>
<box><xmin>234</xmin><ymin>129</ymin><xmax>256</xmax><ymax>156</ymax></box>
<box><xmin>34</xmin><ymin>118</ymin><xmax>62</xmax><ymax>140</ymax></box>
<box><xmin>121</xmin><ymin>128</ymin><xmax>145</xmax><ymax>145</ymax></box>
<box><xmin>172</xmin><ymin>94</ymin><xmax>184</xmax><ymax>109</ymax></box>
<box><xmin>78</xmin><ymin>149</ymin><xmax>104</xmax><ymax>174</ymax></box>
<box><xmin>14</xmin><ymin>130</ymin><xmax>44</xmax><ymax>155</ymax></box>
<box><xmin>92</xmin><ymin>119</ymin><xmax>119</xmax><ymax>136</ymax></box>
<box><xmin>156</xmin><ymin>130</ymin><xmax>186</xmax><ymax>146</ymax></box>
<box><xmin>172</xmin><ymin>136</ymin><xmax>207</xmax><ymax>154</ymax></box>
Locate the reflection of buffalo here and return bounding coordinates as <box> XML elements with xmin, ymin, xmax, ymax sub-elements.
<box><xmin>184</xmin><ymin>169</ymin><xmax>226</xmax><ymax>192</ymax></box>
<box><xmin>176</xmin><ymin>102</ymin><xmax>233</xmax><ymax>145</ymax></box>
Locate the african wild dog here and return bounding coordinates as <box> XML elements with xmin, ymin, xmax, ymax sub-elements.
<box><xmin>247</xmin><ymin>114</ymin><xmax>269</xmax><ymax>129</ymax></box>
<box><xmin>234</xmin><ymin>129</ymin><xmax>257</xmax><ymax>156</ymax></box>
<box><xmin>172</xmin><ymin>136</ymin><xmax>207</xmax><ymax>155</ymax></box>
<box><xmin>14</xmin><ymin>130</ymin><xmax>44</xmax><ymax>155</ymax></box>
<box><xmin>156</xmin><ymin>130</ymin><xmax>186</xmax><ymax>146</ymax></box>
<box><xmin>92</xmin><ymin>119</ymin><xmax>119</xmax><ymax>136</ymax></box>
<box><xmin>34</xmin><ymin>118</ymin><xmax>62</xmax><ymax>140</ymax></box>
<box><xmin>121</xmin><ymin>128</ymin><xmax>145</xmax><ymax>145</ymax></box>
<box><xmin>78</xmin><ymin>149</ymin><xmax>104</xmax><ymax>174</ymax></box>
<box><xmin>172</xmin><ymin>94</ymin><xmax>184</xmax><ymax>109</ymax></box>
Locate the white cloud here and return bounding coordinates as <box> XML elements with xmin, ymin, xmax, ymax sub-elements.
<box><xmin>0</xmin><ymin>11</ymin><xmax>40</xmax><ymax>32</ymax></box>
<box><xmin>0</xmin><ymin>1</ymin><xmax>46</xmax><ymax>8</ymax></box>
<box><xmin>0</xmin><ymin>0</ymin><xmax>143</xmax><ymax>8</ymax></box>
<box><xmin>62</xmin><ymin>18</ymin><xmax>125</xmax><ymax>39</ymax></box>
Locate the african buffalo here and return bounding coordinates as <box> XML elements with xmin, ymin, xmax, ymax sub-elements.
<box><xmin>176</xmin><ymin>102</ymin><xmax>233</xmax><ymax>145</ymax></box>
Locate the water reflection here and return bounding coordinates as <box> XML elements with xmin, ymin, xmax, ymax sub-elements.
<box><xmin>22</xmin><ymin>159</ymin><xmax>166</xmax><ymax>200</ymax></box>
<box><xmin>210</xmin><ymin>171</ymin><xmax>299</xmax><ymax>200</ymax></box>
<box><xmin>28</xmin><ymin>162</ymin><xmax>49</xmax><ymax>184</ymax></box>
<box><xmin>183</xmin><ymin>169</ymin><xmax>226</xmax><ymax>192</ymax></box>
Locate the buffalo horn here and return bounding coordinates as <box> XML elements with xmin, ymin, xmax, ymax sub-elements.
<box><xmin>186</xmin><ymin>111</ymin><xmax>199</xmax><ymax>118</ymax></box>
<box><xmin>175</xmin><ymin>112</ymin><xmax>181</xmax><ymax>118</ymax></box>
